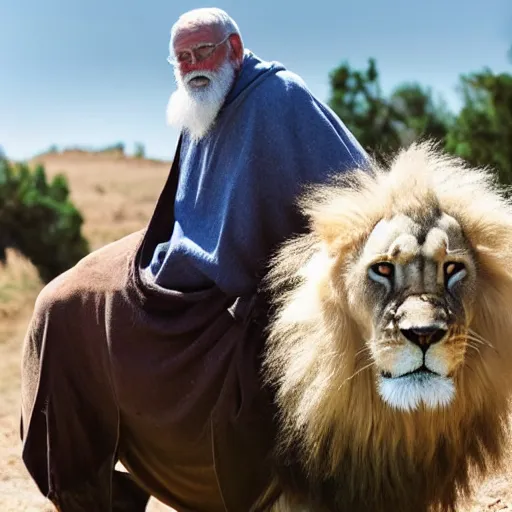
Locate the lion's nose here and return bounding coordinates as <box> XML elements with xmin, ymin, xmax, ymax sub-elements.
<box><xmin>400</xmin><ymin>326</ymin><xmax>448</xmax><ymax>351</ymax></box>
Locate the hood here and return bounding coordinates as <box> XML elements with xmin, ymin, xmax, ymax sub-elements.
<box><xmin>223</xmin><ymin>50</ymin><xmax>285</xmax><ymax>107</ymax></box>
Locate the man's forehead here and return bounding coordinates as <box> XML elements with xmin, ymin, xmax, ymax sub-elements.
<box><xmin>173</xmin><ymin>23</ymin><xmax>221</xmax><ymax>51</ymax></box>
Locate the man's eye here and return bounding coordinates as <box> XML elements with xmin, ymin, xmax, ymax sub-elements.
<box><xmin>177</xmin><ymin>52</ymin><xmax>192</xmax><ymax>63</ymax></box>
<box><xmin>195</xmin><ymin>46</ymin><xmax>214</xmax><ymax>60</ymax></box>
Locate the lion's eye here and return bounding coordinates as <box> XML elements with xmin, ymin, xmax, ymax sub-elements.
<box><xmin>444</xmin><ymin>261</ymin><xmax>467</xmax><ymax>290</ymax></box>
<box><xmin>368</xmin><ymin>262</ymin><xmax>395</xmax><ymax>292</ymax></box>
<box><xmin>370</xmin><ymin>262</ymin><xmax>394</xmax><ymax>278</ymax></box>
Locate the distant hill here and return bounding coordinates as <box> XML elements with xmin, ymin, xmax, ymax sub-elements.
<box><xmin>30</xmin><ymin>149</ymin><xmax>171</xmax><ymax>251</ymax></box>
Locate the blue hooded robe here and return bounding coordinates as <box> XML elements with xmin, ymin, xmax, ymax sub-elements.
<box><xmin>147</xmin><ymin>50</ymin><xmax>368</xmax><ymax>296</ymax></box>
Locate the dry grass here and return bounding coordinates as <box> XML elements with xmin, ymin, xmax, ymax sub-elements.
<box><xmin>0</xmin><ymin>249</ymin><xmax>41</xmax><ymax>324</ymax></box>
<box><xmin>0</xmin><ymin>150</ymin><xmax>511</xmax><ymax>511</ymax></box>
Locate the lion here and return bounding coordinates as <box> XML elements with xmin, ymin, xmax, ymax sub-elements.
<box><xmin>261</xmin><ymin>141</ymin><xmax>512</xmax><ymax>512</ymax></box>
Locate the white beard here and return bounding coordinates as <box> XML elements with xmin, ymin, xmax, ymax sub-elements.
<box><xmin>166</xmin><ymin>60</ymin><xmax>236</xmax><ymax>142</ymax></box>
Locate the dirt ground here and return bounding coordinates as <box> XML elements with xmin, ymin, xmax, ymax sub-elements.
<box><xmin>1</xmin><ymin>150</ymin><xmax>511</xmax><ymax>511</ymax></box>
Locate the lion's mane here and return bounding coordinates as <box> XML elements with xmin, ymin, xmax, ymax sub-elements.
<box><xmin>263</xmin><ymin>141</ymin><xmax>512</xmax><ymax>512</ymax></box>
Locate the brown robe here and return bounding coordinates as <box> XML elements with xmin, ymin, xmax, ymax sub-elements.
<box><xmin>20</xmin><ymin>140</ymin><xmax>279</xmax><ymax>511</ymax></box>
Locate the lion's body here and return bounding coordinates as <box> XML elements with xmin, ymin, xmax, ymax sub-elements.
<box><xmin>263</xmin><ymin>142</ymin><xmax>512</xmax><ymax>511</ymax></box>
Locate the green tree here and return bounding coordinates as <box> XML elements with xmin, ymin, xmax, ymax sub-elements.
<box><xmin>446</xmin><ymin>69</ymin><xmax>512</xmax><ymax>186</ymax></box>
<box><xmin>389</xmin><ymin>83</ymin><xmax>452</xmax><ymax>146</ymax></box>
<box><xmin>0</xmin><ymin>157</ymin><xmax>89</xmax><ymax>283</ymax></box>
<box><xmin>328</xmin><ymin>59</ymin><xmax>451</xmax><ymax>160</ymax></box>
<box><xmin>328</xmin><ymin>56</ymin><xmax>512</xmax><ymax>186</ymax></box>
<box><xmin>328</xmin><ymin>59</ymin><xmax>401</xmax><ymax>157</ymax></box>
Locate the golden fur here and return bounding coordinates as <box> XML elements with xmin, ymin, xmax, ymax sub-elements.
<box><xmin>263</xmin><ymin>141</ymin><xmax>512</xmax><ymax>512</ymax></box>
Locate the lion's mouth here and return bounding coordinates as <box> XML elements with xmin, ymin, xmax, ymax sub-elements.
<box><xmin>381</xmin><ymin>365</ymin><xmax>438</xmax><ymax>380</ymax></box>
<box><xmin>377</xmin><ymin>365</ymin><xmax>455</xmax><ymax>410</ymax></box>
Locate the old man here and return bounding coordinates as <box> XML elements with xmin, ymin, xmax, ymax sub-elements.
<box><xmin>20</xmin><ymin>7</ymin><xmax>368</xmax><ymax>512</ymax></box>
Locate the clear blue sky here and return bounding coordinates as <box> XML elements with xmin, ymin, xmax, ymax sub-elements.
<box><xmin>1</xmin><ymin>0</ymin><xmax>510</xmax><ymax>161</ymax></box>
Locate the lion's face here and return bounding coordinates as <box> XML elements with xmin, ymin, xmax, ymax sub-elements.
<box><xmin>346</xmin><ymin>210</ymin><xmax>477</xmax><ymax>411</ymax></box>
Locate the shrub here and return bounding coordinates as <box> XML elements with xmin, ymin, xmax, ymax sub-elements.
<box><xmin>100</xmin><ymin>142</ymin><xmax>125</xmax><ymax>155</ymax></box>
<box><xmin>0</xmin><ymin>158</ymin><xmax>89</xmax><ymax>283</ymax></box>
<box><xmin>134</xmin><ymin>142</ymin><xmax>145</xmax><ymax>159</ymax></box>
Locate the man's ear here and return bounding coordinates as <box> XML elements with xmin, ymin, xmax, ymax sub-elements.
<box><xmin>228</xmin><ymin>34</ymin><xmax>244</xmax><ymax>67</ymax></box>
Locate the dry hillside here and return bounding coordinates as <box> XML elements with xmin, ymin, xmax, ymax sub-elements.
<box><xmin>0</xmin><ymin>149</ymin><xmax>511</xmax><ymax>511</ymax></box>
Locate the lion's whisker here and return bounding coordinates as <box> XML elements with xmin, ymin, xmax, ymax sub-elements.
<box><xmin>354</xmin><ymin>344</ymin><xmax>372</xmax><ymax>360</ymax></box>
<box><xmin>448</xmin><ymin>332</ymin><xmax>499</xmax><ymax>355</ymax></box>
<box><xmin>466</xmin><ymin>343</ymin><xmax>481</xmax><ymax>356</ymax></box>
<box><xmin>339</xmin><ymin>360</ymin><xmax>377</xmax><ymax>389</ymax></box>
<box><xmin>467</xmin><ymin>328</ymin><xmax>495</xmax><ymax>347</ymax></box>
<box><xmin>467</xmin><ymin>327</ymin><xmax>490</xmax><ymax>343</ymax></box>
<box><xmin>466</xmin><ymin>336</ymin><xmax>499</xmax><ymax>354</ymax></box>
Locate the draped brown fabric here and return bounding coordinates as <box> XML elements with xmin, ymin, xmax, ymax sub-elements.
<box><xmin>20</xmin><ymin>139</ymin><xmax>279</xmax><ymax>511</ymax></box>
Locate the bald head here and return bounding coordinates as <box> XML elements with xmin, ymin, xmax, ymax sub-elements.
<box><xmin>171</xmin><ymin>8</ymin><xmax>243</xmax><ymax>49</ymax></box>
